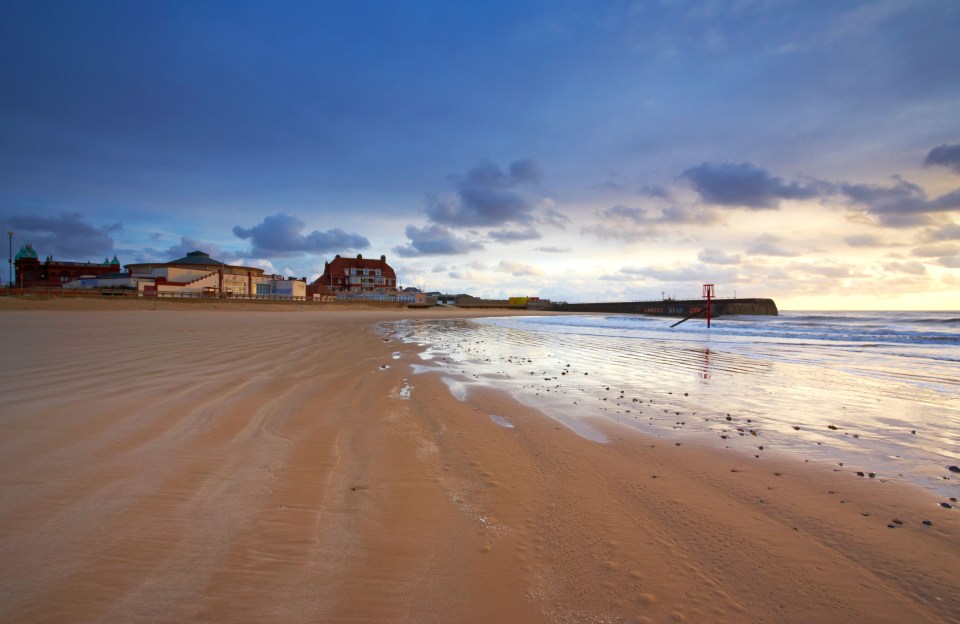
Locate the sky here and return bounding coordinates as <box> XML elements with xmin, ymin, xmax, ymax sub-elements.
<box><xmin>1</xmin><ymin>0</ymin><xmax>959</xmax><ymax>310</ymax></box>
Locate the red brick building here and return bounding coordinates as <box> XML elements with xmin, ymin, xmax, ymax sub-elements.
<box><xmin>13</xmin><ymin>243</ymin><xmax>122</xmax><ymax>288</ymax></box>
<box><xmin>307</xmin><ymin>254</ymin><xmax>402</xmax><ymax>300</ymax></box>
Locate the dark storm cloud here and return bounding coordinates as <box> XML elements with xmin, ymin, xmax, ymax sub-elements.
<box><xmin>233</xmin><ymin>213</ymin><xmax>369</xmax><ymax>258</ymax></box>
<box><xmin>393</xmin><ymin>225</ymin><xmax>484</xmax><ymax>257</ymax></box>
<box><xmin>4</xmin><ymin>212</ymin><xmax>119</xmax><ymax>259</ymax></box>
<box><xmin>488</xmin><ymin>227</ymin><xmax>542</xmax><ymax>243</ymax></box>
<box><xmin>682</xmin><ymin>162</ymin><xmax>821</xmax><ymax>209</ymax></box>
<box><xmin>837</xmin><ymin>179</ymin><xmax>960</xmax><ymax>227</ymax></box>
<box><xmin>924</xmin><ymin>144</ymin><xmax>960</xmax><ymax>173</ymax></box>
<box><xmin>426</xmin><ymin>159</ymin><xmax>541</xmax><ymax>227</ymax></box>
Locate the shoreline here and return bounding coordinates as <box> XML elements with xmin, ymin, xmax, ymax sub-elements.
<box><xmin>1</xmin><ymin>304</ymin><xmax>958</xmax><ymax>622</ymax></box>
<box><xmin>389</xmin><ymin>312</ymin><xmax>960</xmax><ymax>499</ymax></box>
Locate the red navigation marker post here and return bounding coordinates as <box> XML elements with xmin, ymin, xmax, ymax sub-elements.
<box><xmin>702</xmin><ymin>283</ymin><xmax>715</xmax><ymax>328</ymax></box>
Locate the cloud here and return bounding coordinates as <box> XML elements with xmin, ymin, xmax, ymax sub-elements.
<box><xmin>639</xmin><ymin>184</ymin><xmax>669</xmax><ymax>199</ymax></box>
<box><xmin>425</xmin><ymin>159</ymin><xmax>542</xmax><ymax>227</ymax></box>
<box><xmin>497</xmin><ymin>260</ymin><xmax>543</xmax><ymax>276</ymax></box>
<box><xmin>600</xmin><ymin>204</ymin><xmax>717</xmax><ymax>226</ymax></box>
<box><xmin>837</xmin><ymin>179</ymin><xmax>960</xmax><ymax>227</ymax></box>
<box><xmin>882</xmin><ymin>261</ymin><xmax>926</xmax><ymax>275</ymax></box>
<box><xmin>162</xmin><ymin>236</ymin><xmax>226</xmax><ymax>260</ymax></box>
<box><xmin>582</xmin><ymin>223</ymin><xmax>655</xmax><ymax>243</ymax></box>
<box><xmin>541</xmin><ymin>206</ymin><xmax>571</xmax><ymax>229</ymax></box>
<box><xmin>911</xmin><ymin>243</ymin><xmax>960</xmax><ymax>257</ymax></box>
<box><xmin>582</xmin><ymin>203</ymin><xmax>719</xmax><ymax>242</ymax></box>
<box><xmin>937</xmin><ymin>257</ymin><xmax>960</xmax><ymax>268</ymax></box>
<box><xmin>508</xmin><ymin>158</ymin><xmax>543</xmax><ymax>183</ymax></box>
<box><xmin>698</xmin><ymin>248</ymin><xmax>741</xmax><ymax>265</ymax></box>
<box><xmin>5</xmin><ymin>212</ymin><xmax>119</xmax><ymax>259</ymax></box>
<box><xmin>924</xmin><ymin>144</ymin><xmax>960</xmax><ymax>173</ymax></box>
<box><xmin>618</xmin><ymin>263</ymin><xmax>740</xmax><ymax>283</ymax></box>
<box><xmin>393</xmin><ymin>224</ymin><xmax>485</xmax><ymax>257</ymax></box>
<box><xmin>448</xmin><ymin>269</ymin><xmax>484</xmax><ymax>280</ymax></box>
<box><xmin>682</xmin><ymin>162</ymin><xmax>821</xmax><ymax>209</ymax></box>
<box><xmin>233</xmin><ymin>213</ymin><xmax>369</xmax><ymax>257</ymax></box>
<box><xmin>843</xmin><ymin>233</ymin><xmax>886</xmax><ymax>247</ymax></box>
<box><xmin>920</xmin><ymin>223</ymin><xmax>960</xmax><ymax>242</ymax></box>
<box><xmin>535</xmin><ymin>246</ymin><xmax>571</xmax><ymax>253</ymax></box>
<box><xmin>745</xmin><ymin>234</ymin><xmax>799</xmax><ymax>257</ymax></box>
<box><xmin>787</xmin><ymin>262</ymin><xmax>855</xmax><ymax>278</ymax></box>
<box><xmin>488</xmin><ymin>227</ymin><xmax>542</xmax><ymax>242</ymax></box>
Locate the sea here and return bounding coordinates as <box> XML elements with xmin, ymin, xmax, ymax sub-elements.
<box><xmin>384</xmin><ymin>311</ymin><xmax>960</xmax><ymax>497</ymax></box>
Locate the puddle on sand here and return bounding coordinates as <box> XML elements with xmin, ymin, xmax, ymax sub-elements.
<box><xmin>442</xmin><ymin>377</ymin><xmax>470</xmax><ymax>401</ymax></box>
<box><xmin>399</xmin><ymin>380</ymin><xmax>412</xmax><ymax>399</ymax></box>
<box><xmin>490</xmin><ymin>415</ymin><xmax>514</xmax><ymax>428</ymax></box>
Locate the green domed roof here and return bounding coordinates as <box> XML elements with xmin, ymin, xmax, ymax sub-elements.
<box><xmin>14</xmin><ymin>243</ymin><xmax>38</xmax><ymax>261</ymax></box>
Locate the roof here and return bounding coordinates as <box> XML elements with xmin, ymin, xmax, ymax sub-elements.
<box><xmin>14</xmin><ymin>243</ymin><xmax>38</xmax><ymax>261</ymax></box>
<box><xmin>316</xmin><ymin>254</ymin><xmax>397</xmax><ymax>281</ymax></box>
<box><xmin>167</xmin><ymin>250</ymin><xmax>226</xmax><ymax>266</ymax></box>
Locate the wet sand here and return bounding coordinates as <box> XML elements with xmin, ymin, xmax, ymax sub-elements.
<box><xmin>1</xmin><ymin>300</ymin><xmax>958</xmax><ymax>623</ymax></box>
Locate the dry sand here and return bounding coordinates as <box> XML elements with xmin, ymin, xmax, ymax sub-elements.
<box><xmin>1</xmin><ymin>298</ymin><xmax>958</xmax><ymax>623</ymax></box>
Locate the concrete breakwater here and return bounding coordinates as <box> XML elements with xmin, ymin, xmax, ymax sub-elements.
<box><xmin>552</xmin><ymin>298</ymin><xmax>778</xmax><ymax>317</ymax></box>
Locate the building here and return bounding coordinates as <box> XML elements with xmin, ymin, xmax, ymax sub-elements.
<box><xmin>13</xmin><ymin>242</ymin><xmax>122</xmax><ymax>288</ymax></box>
<box><xmin>126</xmin><ymin>250</ymin><xmax>306</xmax><ymax>299</ymax></box>
<box><xmin>307</xmin><ymin>254</ymin><xmax>423</xmax><ymax>303</ymax></box>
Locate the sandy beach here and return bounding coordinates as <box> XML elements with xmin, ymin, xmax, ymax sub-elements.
<box><xmin>1</xmin><ymin>299</ymin><xmax>958</xmax><ymax>623</ymax></box>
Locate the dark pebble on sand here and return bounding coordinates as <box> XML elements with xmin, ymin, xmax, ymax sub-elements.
<box><xmin>857</xmin><ymin>471</ymin><xmax>865</xmax><ymax>477</ymax></box>
<box><xmin>922</xmin><ymin>520</ymin><xmax>933</xmax><ymax>526</ymax></box>
<box><xmin>793</xmin><ymin>426</ymin><xmax>801</xmax><ymax>430</ymax></box>
<box><xmin>948</xmin><ymin>465</ymin><xmax>960</xmax><ymax>473</ymax></box>
<box><xmin>940</xmin><ymin>502</ymin><xmax>953</xmax><ymax>509</ymax></box>
<box><xmin>828</xmin><ymin>425</ymin><xmax>838</xmax><ymax>430</ymax></box>
<box><xmin>892</xmin><ymin>519</ymin><xmax>903</xmax><ymax>525</ymax></box>
<box><xmin>725</xmin><ymin>415</ymin><xmax>732</xmax><ymax>421</ymax></box>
